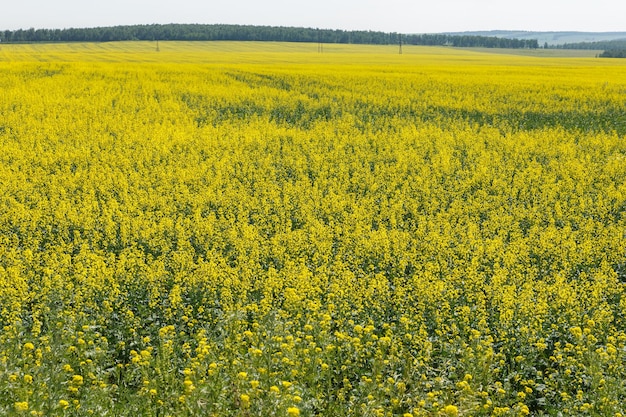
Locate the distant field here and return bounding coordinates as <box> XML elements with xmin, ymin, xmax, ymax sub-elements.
<box><xmin>1</xmin><ymin>41</ymin><xmax>625</xmax><ymax>416</ymax></box>
<box><xmin>458</xmin><ymin>47</ymin><xmax>604</xmax><ymax>58</ymax></box>
<box><xmin>0</xmin><ymin>40</ymin><xmax>612</xmax><ymax>63</ymax></box>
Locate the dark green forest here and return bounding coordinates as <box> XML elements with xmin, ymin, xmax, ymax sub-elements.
<box><xmin>599</xmin><ymin>49</ymin><xmax>626</xmax><ymax>58</ymax></box>
<box><xmin>556</xmin><ymin>39</ymin><xmax>626</xmax><ymax>50</ymax></box>
<box><xmin>0</xmin><ymin>23</ymin><xmax>539</xmax><ymax>48</ymax></box>
<box><xmin>555</xmin><ymin>39</ymin><xmax>626</xmax><ymax>58</ymax></box>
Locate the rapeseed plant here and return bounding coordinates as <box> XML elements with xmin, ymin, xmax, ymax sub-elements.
<box><xmin>0</xmin><ymin>41</ymin><xmax>624</xmax><ymax>416</ymax></box>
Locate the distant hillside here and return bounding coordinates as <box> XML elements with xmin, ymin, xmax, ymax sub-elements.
<box><xmin>443</xmin><ymin>30</ymin><xmax>626</xmax><ymax>46</ymax></box>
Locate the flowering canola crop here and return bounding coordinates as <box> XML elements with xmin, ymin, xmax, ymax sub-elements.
<box><xmin>0</xmin><ymin>42</ymin><xmax>625</xmax><ymax>416</ymax></box>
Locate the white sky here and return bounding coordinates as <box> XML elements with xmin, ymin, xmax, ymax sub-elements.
<box><xmin>2</xmin><ymin>0</ymin><xmax>625</xmax><ymax>33</ymax></box>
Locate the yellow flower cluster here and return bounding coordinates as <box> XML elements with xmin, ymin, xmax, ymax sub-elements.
<box><xmin>0</xmin><ymin>41</ymin><xmax>625</xmax><ymax>415</ymax></box>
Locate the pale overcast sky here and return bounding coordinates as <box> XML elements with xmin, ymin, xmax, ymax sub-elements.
<box><xmin>2</xmin><ymin>0</ymin><xmax>625</xmax><ymax>33</ymax></box>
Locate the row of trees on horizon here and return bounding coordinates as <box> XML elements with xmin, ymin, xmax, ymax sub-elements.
<box><xmin>599</xmin><ymin>49</ymin><xmax>626</xmax><ymax>58</ymax></box>
<box><xmin>554</xmin><ymin>39</ymin><xmax>626</xmax><ymax>58</ymax></box>
<box><xmin>555</xmin><ymin>39</ymin><xmax>626</xmax><ymax>50</ymax></box>
<box><xmin>0</xmin><ymin>23</ymin><xmax>540</xmax><ymax>49</ymax></box>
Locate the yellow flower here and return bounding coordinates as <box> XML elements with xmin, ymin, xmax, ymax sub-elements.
<box><xmin>183</xmin><ymin>379</ymin><xmax>195</xmax><ymax>393</ymax></box>
<box><xmin>14</xmin><ymin>402</ymin><xmax>29</xmax><ymax>412</ymax></box>
<box><xmin>570</xmin><ymin>326</ymin><xmax>583</xmax><ymax>339</ymax></box>
<box><xmin>23</xmin><ymin>343</ymin><xmax>35</xmax><ymax>351</ymax></box>
<box><xmin>442</xmin><ymin>405</ymin><xmax>458</xmax><ymax>416</ymax></box>
<box><xmin>287</xmin><ymin>407</ymin><xmax>300</xmax><ymax>416</ymax></box>
<box><xmin>520</xmin><ymin>404</ymin><xmax>530</xmax><ymax>415</ymax></box>
<box><xmin>58</xmin><ymin>400</ymin><xmax>70</xmax><ymax>409</ymax></box>
<box><xmin>240</xmin><ymin>393</ymin><xmax>250</xmax><ymax>408</ymax></box>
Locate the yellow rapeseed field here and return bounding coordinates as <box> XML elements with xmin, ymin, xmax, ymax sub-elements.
<box><xmin>0</xmin><ymin>41</ymin><xmax>625</xmax><ymax>416</ymax></box>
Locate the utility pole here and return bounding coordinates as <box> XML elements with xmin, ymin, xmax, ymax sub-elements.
<box><xmin>318</xmin><ymin>29</ymin><xmax>323</xmax><ymax>53</ymax></box>
<box><xmin>398</xmin><ymin>33</ymin><xmax>402</xmax><ymax>55</ymax></box>
<box><xmin>156</xmin><ymin>40</ymin><xmax>160</xmax><ymax>52</ymax></box>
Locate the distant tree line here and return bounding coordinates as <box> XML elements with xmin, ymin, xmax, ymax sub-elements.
<box><xmin>554</xmin><ymin>39</ymin><xmax>626</xmax><ymax>50</ymax></box>
<box><xmin>0</xmin><ymin>24</ymin><xmax>539</xmax><ymax>48</ymax></box>
<box><xmin>549</xmin><ymin>39</ymin><xmax>626</xmax><ymax>58</ymax></box>
<box><xmin>405</xmin><ymin>33</ymin><xmax>538</xmax><ymax>48</ymax></box>
<box><xmin>599</xmin><ymin>49</ymin><xmax>626</xmax><ymax>58</ymax></box>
